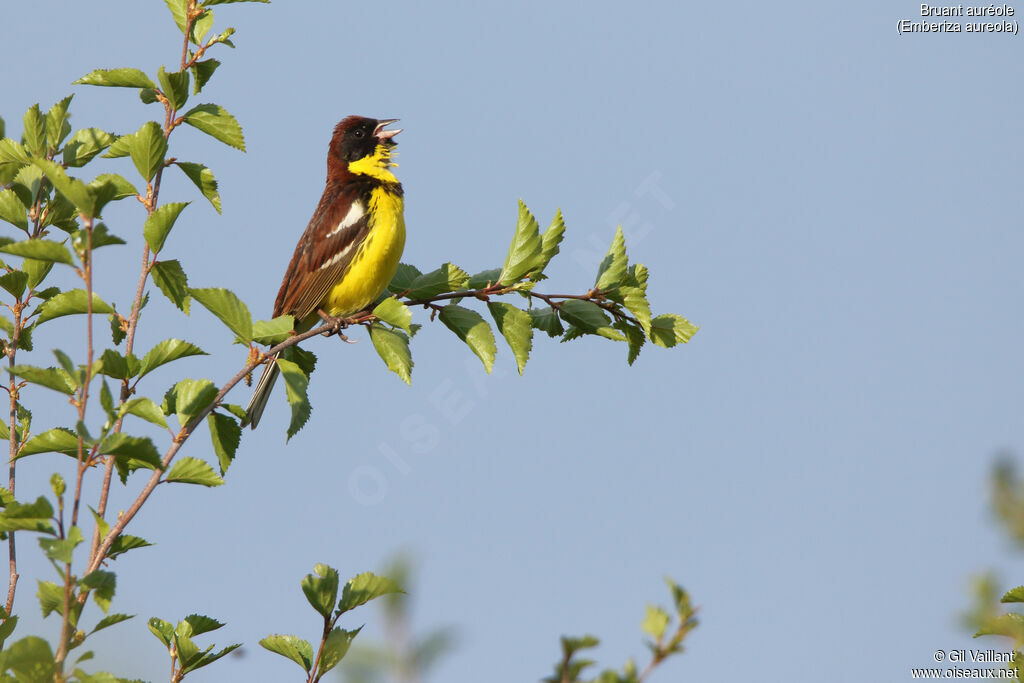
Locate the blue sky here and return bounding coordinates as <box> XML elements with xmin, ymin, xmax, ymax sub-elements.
<box><xmin>3</xmin><ymin>1</ymin><xmax>1023</xmax><ymax>681</ymax></box>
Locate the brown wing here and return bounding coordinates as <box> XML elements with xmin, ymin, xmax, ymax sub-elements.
<box><xmin>273</xmin><ymin>182</ymin><xmax>372</xmax><ymax>320</ymax></box>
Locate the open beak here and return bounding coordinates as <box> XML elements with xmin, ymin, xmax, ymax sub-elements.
<box><xmin>374</xmin><ymin>119</ymin><xmax>401</xmax><ymax>141</ymax></box>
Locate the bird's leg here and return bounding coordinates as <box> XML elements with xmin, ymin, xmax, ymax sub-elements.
<box><xmin>316</xmin><ymin>309</ymin><xmax>358</xmax><ymax>344</ymax></box>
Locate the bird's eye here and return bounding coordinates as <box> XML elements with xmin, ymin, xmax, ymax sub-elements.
<box><xmin>353</xmin><ymin>129</ymin><xmax>364</xmax><ymax>138</ymax></box>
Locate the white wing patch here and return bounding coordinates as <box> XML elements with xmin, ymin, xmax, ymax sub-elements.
<box><xmin>326</xmin><ymin>200</ymin><xmax>365</xmax><ymax>238</ymax></box>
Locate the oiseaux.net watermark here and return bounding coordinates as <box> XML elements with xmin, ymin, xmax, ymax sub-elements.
<box><xmin>910</xmin><ymin>649</ymin><xmax>1018</xmax><ymax>679</ymax></box>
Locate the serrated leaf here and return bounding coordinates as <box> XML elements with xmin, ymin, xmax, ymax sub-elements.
<box><xmin>499</xmin><ymin>200</ymin><xmax>543</xmax><ymax>285</ymax></box>
<box><xmin>74</xmin><ymin>68</ymin><xmax>156</xmax><ymax>89</ymax></box>
<box><xmin>557</xmin><ymin>299</ymin><xmax>615</xmax><ymax>335</ymax></box>
<box><xmin>0</xmin><ymin>496</ymin><xmax>55</xmax><ymax>533</ymax></box>
<box><xmin>62</xmin><ymin>128</ymin><xmax>116</xmax><ymax>168</ymax></box>
<box><xmin>101</xmin><ymin>433</ymin><xmax>162</xmax><ymax>470</ymax></box>
<box><xmin>80</xmin><ymin>570</ymin><xmax>115</xmax><ymax>613</ymax></box>
<box><xmin>148</xmin><ymin>617</ymin><xmax>174</xmax><ymax>647</ymax></box>
<box><xmin>166</xmin><ymin>457</ymin><xmax>223</xmax><ymax>486</ymax></box>
<box><xmin>108</xmin><ymin>311</ymin><xmax>126</xmax><ymax>346</ymax></box>
<box><xmin>173</xmin><ymin>378</ymin><xmax>217</xmax><ymax>428</ymax></box>
<box><xmin>337</xmin><ymin>572</ymin><xmax>403</xmax><ymax>614</ymax></box>
<box><xmin>143</xmin><ymin>201</ymin><xmax>188</xmax><ymax>253</ymax></box>
<box><xmin>649</xmin><ymin>314</ymin><xmax>698</xmax><ymax>348</ymax></box>
<box><xmin>259</xmin><ymin>634</ymin><xmax>313</xmax><ymax>673</ymax></box>
<box><xmin>301</xmin><ymin>564</ymin><xmax>339</xmax><ymax>619</ymax></box>
<box><xmin>438</xmin><ymin>305</ymin><xmax>496</xmax><ymax>373</ymax></box>
<box><xmin>369</xmin><ymin>323</ymin><xmax>412</xmax><ymax>384</ymax></box>
<box><xmin>182</xmin><ymin>614</ymin><xmax>224</xmax><ymax>636</ymax></box>
<box><xmin>90</xmin><ymin>613</ymin><xmax>133</xmax><ymax>635</ymax></box>
<box><xmin>182</xmin><ymin>104</ymin><xmax>245</xmax><ymax>151</ymax></box>
<box><xmin>22</xmin><ymin>104</ymin><xmax>45</xmax><ymax>156</ymax></box>
<box><xmin>176</xmin><ymin>161</ymin><xmax>220</xmax><ymax>213</ymax></box>
<box><xmin>107</xmin><ymin>533</ymin><xmax>150</xmax><ymax>560</ymax></box>
<box><xmin>1</xmin><ymin>635</ymin><xmax>54</xmax><ymax>680</ymax></box>
<box><xmin>32</xmin><ymin>158</ymin><xmax>96</xmax><ymax>215</ymax></box>
<box><xmin>1003</xmin><ymin>586</ymin><xmax>1024</xmax><ymax>603</ymax></box>
<box><xmin>467</xmin><ymin>268</ymin><xmax>502</xmax><ymax>290</ymax></box>
<box><xmin>190</xmin><ymin>59</ymin><xmax>221</xmax><ymax>94</ymax></box>
<box><xmin>45</xmin><ymin>96</ymin><xmax>73</xmax><ymax>153</ymax></box>
<box><xmin>529</xmin><ymin>306</ymin><xmax>564</xmax><ymax>337</ymax></box>
<box><xmin>37</xmin><ymin>581</ymin><xmax>63</xmax><ymax>618</ymax></box>
<box><xmin>487</xmin><ymin>302</ymin><xmax>532</xmax><ymax>374</ymax></box>
<box><xmin>251</xmin><ymin>315</ymin><xmax>293</xmax><ymax>345</ymax></box>
<box><xmin>72</xmin><ymin>224</ymin><xmax>126</xmax><ymax>253</ymax></box>
<box><xmin>0</xmin><ymin>238</ymin><xmax>73</xmax><ymax>265</ymax></box>
<box><xmin>38</xmin><ymin>526</ymin><xmax>82</xmax><ymax>564</ymax></box>
<box><xmin>405</xmin><ymin>263</ymin><xmax>469</xmax><ymax>299</ymax></box>
<box><xmin>151</xmin><ymin>259</ymin><xmax>191</xmax><ymax>313</ymax></box>
<box><xmin>372</xmin><ymin>297</ymin><xmax>412</xmax><ymax>333</ymax></box>
<box><xmin>276</xmin><ymin>358</ymin><xmax>310</xmax><ymax>440</ymax></box>
<box><xmin>120</xmin><ymin>398</ymin><xmax>168</xmax><ymax>428</ymax></box>
<box><xmin>0</xmin><ymin>189</ymin><xmax>28</xmax><ymax>231</ymax></box>
<box><xmin>128</xmin><ymin>121</ymin><xmax>167</xmax><ymax>182</ymax></box>
<box><xmin>617</xmin><ymin>285</ymin><xmax>652</xmax><ymax>335</ymax></box>
<box><xmin>387</xmin><ymin>263</ymin><xmax>422</xmax><ymax>294</ymax></box>
<box><xmin>34</xmin><ymin>289</ymin><xmax>113</xmax><ymax>324</ymax></box>
<box><xmin>92</xmin><ymin>173</ymin><xmax>137</xmax><ymax>201</ymax></box>
<box><xmin>534</xmin><ymin>208</ymin><xmax>565</xmax><ymax>278</ymax></box>
<box><xmin>157</xmin><ymin>66</ymin><xmax>189</xmax><ymax>110</ymax></box>
<box><xmin>595</xmin><ymin>225</ymin><xmax>627</xmax><ymax>291</ymax></box>
<box><xmin>191</xmin><ymin>287</ymin><xmax>252</xmax><ymax>341</ymax></box>
<box><xmin>615</xmin><ymin>320</ymin><xmax>645</xmax><ymax>365</ymax></box>
<box><xmin>8</xmin><ymin>365</ymin><xmax>75</xmax><ymax>394</ymax></box>
<box><xmin>207</xmin><ymin>412</ymin><xmax>239</xmax><ymax>474</ymax></box>
<box><xmin>0</xmin><ymin>271</ymin><xmax>28</xmax><ymax>299</ymax></box>
<box><xmin>319</xmin><ymin>627</ymin><xmax>361</xmax><ymax>674</ymax></box>
<box><xmin>641</xmin><ymin>604</ymin><xmax>670</xmax><ymax>641</ymax></box>
<box><xmin>19</xmin><ymin>428</ymin><xmax>78</xmax><ymax>458</ymax></box>
<box><xmin>103</xmin><ymin>133</ymin><xmax>132</xmax><ymax>159</ymax></box>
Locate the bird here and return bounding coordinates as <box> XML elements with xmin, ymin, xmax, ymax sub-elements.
<box><xmin>242</xmin><ymin>116</ymin><xmax>405</xmax><ymax>429</ymax></box>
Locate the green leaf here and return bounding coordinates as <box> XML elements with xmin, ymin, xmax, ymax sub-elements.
<box><xmin>649</xmin><ymin>314</ymin><xmax>698</xmax><ymax>348</ymax></box>
<box><xmin>108</xmin><ymin>311</ymin><xmax>126</xmax><ymax>346</ymax></box>
<box><xmin>616</xmin><ymin>284</ymin><xmax>652</xmax><ymax>335</ymax></box>
<box><xmin>103</xmin><ymin>133</ymin><xmax>132</xmax><ymax>159</ymax></box>
<box><xmin>157</xmin><ymin>66</ymin><xmax>189</xmax><ymax>110</ymax></box>
<box><xmin>533</xmin><ymin>208</ymin><xmax>566</xmax><ymax>278</ymax></box>
<box><xmin>259</xmin><ymin>634</ymin><xmax>313</xmax><ymax>673</ymax></box>
<box><xmin>92</xmin><ymin>173</ymin><xmax>138</xmax><ymax>201</ymax></box>
<box><xmin>148</xmin><ymin>617</ymin><xmax>174</xmax><ymax>647</ymax></box>
<box><xmin>641</xmin><ymin>604</ymin><xmax>670</xmax><ymax>641</ymax></box>
<box><xmin>438</xmin><ymin>305</ymin><xmax>496</xmax><ymax>373</ymax></box>
<box><xmin>529</xmin><ymin>306</ymin><xmax>564</xmax><ymax>338</ymax></box>
<box><xmin>19</xmin><ymin>428</ymin><xmax>78</xmax><ymax>458</ymax></box>
<box><xmin>252</xmin><ymin>315</ymin><xmax>294</xmax><ymax>345</ymax></box>
<box><xmin>182</xmin><ymin>104</ymin><xmax>246</xmax><ymax>151</ymax></box>
<box><xmin>319</xmin><ymin>627</ymin><xmax>361</xmax><ymax>675</ymax></box>
<box><xmin>0</xmin><ymin>271</ymin><xmax>28</xmax><ymax>299</ymax></box>
<box><xmin>100</xmin><ymin>433</ymin><xmax>162</xmax><ymax>470</ymax></box>
<box><xmin>0</xmin><ymin>189</ymin><xmax>28</xmax><ymax>231</ymax></box>
<box><xmin>74</xmin><ymin>68</ymin><xmax>156</xmax><ymax>89</ymax></box>
<box><xmin>80</xmin><ymin>570</ymin><xmax>115</xmax><ymax>613</ymax></box>
<box><xmin>151</xmin><ymin>259</ymin><xmax>191</xmax><ymax>313</ymax></box>
<box><xmin>143</xmin><ymin>201</ymin><xmax>188</xmax><ymax>253</ymax></box>
<box><xmin>38</xmin><ymin>526</ymin><xmax>82</xmax><ymax>564</ymax></box>
<box><xmin>90</xmin><ymin>613</ymin><xmax>133</xmax><ymax>635</ymax></box>
<box><xmin>487</xmin><ymin>302</ymin><xmax>532</xmax><ymax>374</ymax></box>
<box><xmin>72</xmin><ymin>224</ymin><xmax>126</xmax><ymax>253</ymax></box>
<box><xmin>0</xmin><ymin>497</ymin><xmax>55</xmax><ymax>534</ymax></box>
<box><xmin>32</xmin><ymin>158</ymin><xmax>96</xmax><ymax>216</ymax></box>
<box><xmin>96</xmin><ymin>349</ymin><xmax>139</xmax><ymax>380</ymax></box>
<box><xmin>387</xmin><ymin>263</ymin><xmax>422</xmax><ymax>294</ymax></box>
<box><xmin>595</xmin><ymin>225</ymin><xmax>627</xmax><ymax>291</ymax></box>
<box><xmin>191</xmin><ymin>287</ymin><xmax>252</xmax><ymax>342</ymax></box>
<box><xmin>45</xmin><ymin>96</ymin><xmax>73</xmax><ymax>152</ymax></box>
<box><xmin>176</xmin><ymin>161</ymin><xmax>221</xmax><ymax>213</ymax></box>
<box><xmin>301</xmin><ymin>564</ymin><xmax>340</xmax><ymax>619</ymax></box>
<box><xmin>190</xmin><ymin>59</ymin><xmax>221</xmax><ymax>94</ymax></box>
<box><xmin>372</xmin><ymin>297</ymin><xmax>412</xmax><ymax>333</ymax></box>
<box><xmin>557</xmin><ymin>299</ymin><xmax>622</xmax><ymax>340</ymax></box>
<box><xmin>615</xmin><ymin>320</ymin><xmax>645</xmax><ymax>365</ymax></box>
<box><xmin>0</xmin><ymin>636</ymin><xmax>54</xmax><ymax>680</ymax></box>
<box><xmin>8</xmin><ymin>365</ymin><xmax>75</xmax><ymax>395</ymax></box>
<box><xmin>276</xmin><ymin>358</ymin><xmax>310</xmax><ymax>440</ymax></box>
<box><xmin>35</xmin><ymin>289</ymin><xmax>113</xmax><ymax>324</ymax></box>
<box><xmin>128</xmin><ymin>121</ymin><xmax>167</xmax><ymax>182</ymax></box>
<box><xmin>337</xmin><ymin>572</ymin><xmax>403</xmax><ymax>614</ymax></box>
<box><xmin>62</xmin><ymin>128</ymin><xmax>116</xmax><ymax>167</ymax></box>
<box><xmin>22</xmin><ymin>104</ymin><xmax>45</xmax><ymax>156</ymax></box>
<box><xmin>368</xmin><ymin>324</ymin><xmax>413</xmax><ymax>384</ymax></box>
<box><xmin>173</xmin><ymin>378</ymin><xmax>217</xmax><ymax>428</ymax></box>
<box><xmin>164</xmin><ymin>0</ymin><xmax>188</xmax><ymax>33</ymax></box>
<box><xmin>120</xmin><ymin>398</ymin><xmax>168</xmax><ymax>428</ymax></box>
<box><xmin>0</xmin><ymin>238</ymin><xmax>73</xmax><ymax>265</ymax></box>
<box><xmin>107</xmin><ymin>533</ymin><xmax>150</xmax><ymax>560</ymax></box>
<box><xmin>1002</xmin><ymin>586</ymin><xmax>1024</xmax><ymax>603</ymax></box>
<box><xmin>207</xmin><ymin>412</ymin><xmax>240</xmax><ymax>474</ymax></box>
<box><xmin>499</xmin><ymin>200</ymin><xmax>543</xmax><ymax>285</ymax></box>
<box><xmin>405</xmin><ymin>263</ymin><xmax>469</xmax><ymax>299</ymax></box>
<box><xmin>467</xmin><ymin>267</ymin><xmax>502</xmax><ymax>290</ymax></box>
<box><xmin>182</xmin><ymin>614</ymin><xmax>224</xmax><ymax>636</ymax></box>
<box><xmin>166</xmin><ymin>457</ymin><xmax>224</xmax><ymax>486</ymax></box>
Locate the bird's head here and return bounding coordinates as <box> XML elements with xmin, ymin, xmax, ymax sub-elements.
<box><xmin>329</xmin><ymin>116</ymin><xmax>402</xmax><ymax>183</ymax></box>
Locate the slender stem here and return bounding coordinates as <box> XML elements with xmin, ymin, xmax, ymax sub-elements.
<box><xmin>4</xmin><ymin>300</ymin><xmax>22</xmax><ymax>615</ymax></box>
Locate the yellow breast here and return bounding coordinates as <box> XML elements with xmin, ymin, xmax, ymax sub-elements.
<box><xmin>322</xmin><ymin>185</ymin><xmax>405</xmax><ymax>317</ymax></box>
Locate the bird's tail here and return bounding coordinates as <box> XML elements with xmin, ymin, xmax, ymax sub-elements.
<box><xmin>242</xmin><ymin>352</ymin><xmax>280</xmax><ymax>430</ymax></box>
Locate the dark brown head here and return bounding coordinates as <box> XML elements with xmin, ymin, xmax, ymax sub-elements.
<box><xmin>328</xmin><ymin>116</ymin><xmax>401</xmax><ymax>178</ymax></box>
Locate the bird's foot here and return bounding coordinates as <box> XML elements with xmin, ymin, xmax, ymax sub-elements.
<box><xmin>317</xmin><ymin>310</ymin><xmax>358</xmax><ymax>343</ymax></box>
